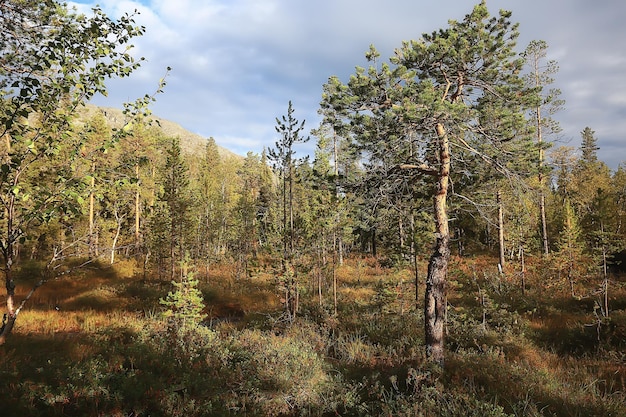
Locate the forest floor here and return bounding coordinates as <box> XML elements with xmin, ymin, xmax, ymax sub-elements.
<box><xmin>1</xmin><ymin>254</ymin><xmax>625</xmax><ymax>416</ymax></box>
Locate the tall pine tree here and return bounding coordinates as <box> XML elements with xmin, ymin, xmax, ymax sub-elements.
<box><xmin>321</xmin><ymin>2</ymin><xmax>537</xmax><ymax>365</ymax></box>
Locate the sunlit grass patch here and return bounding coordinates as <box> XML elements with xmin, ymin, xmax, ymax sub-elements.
<box><xmin>339</xmin><ymin>286</ymin><xmax>376</xmax><ymax>307</ymax></box>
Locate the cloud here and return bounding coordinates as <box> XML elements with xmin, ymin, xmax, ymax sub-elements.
<box><xmin>69</xmin><ymin>0</ymin><xmax>626</xmax><ymax>169</ymax></box>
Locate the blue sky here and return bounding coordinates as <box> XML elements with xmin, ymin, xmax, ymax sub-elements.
<box><xmin>69</xmin><ymin>0</ymin><xmax>626</xmax><ymax>169</ymax></box>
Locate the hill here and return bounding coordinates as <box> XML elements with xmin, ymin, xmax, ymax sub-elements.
<box><xmin>78</xmin><ymin>104</ymin><xmax>241</xmax><ymax>160</ymax></box>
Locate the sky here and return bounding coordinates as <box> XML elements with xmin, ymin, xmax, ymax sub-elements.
<box><xmin>68</xmin><ymin>0</ymin><xmax>626</xmax><ymax>169</ymax></box>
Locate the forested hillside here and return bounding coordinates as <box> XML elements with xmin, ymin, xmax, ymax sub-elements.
<box><xmin>77</xmin><ymin>104</ymin><xmax>240</xmax><ymax>159</ymax></box>
<box><xmin>1</xmin><ymin>1</ymin><xmax>625</xmax><ymax>416</ymax></box>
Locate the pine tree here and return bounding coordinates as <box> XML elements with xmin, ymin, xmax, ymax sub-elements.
<box><xmin>161</xmin><ymin>266</ymin><xmax>207</xmax><ymax>327</ymax></box>
<box><xmin>196</xmin><ymin>138</ymin><xmax>224</xmax><ymax>261</ymax></box>
<box><xmin>522</xmin><ymin>40</ymin><xmax>563</xmax><ymax>256</ymax></box>
<box><xmin>160</xmin><ymin>257</ymin><xmax>210</xmax><ymax>364</ymax></box>
<box><xmin>571</xmin><ymin>128</ymin><xmax>612</xmax><ymax>252</ymax></box>
<box><xmin>233</xmin><ymin>152</ymin><xmax>263</xmax><ymax>278</ymax></box>
<box><xmin>321</xmin><ymin>2</ymin><xmax>537</xmax><ymax>365</ymax></box>
<box><xmin>268</xmin><ymin>101</ymin><xmax>309</xmax><ymax>321</ymax></box>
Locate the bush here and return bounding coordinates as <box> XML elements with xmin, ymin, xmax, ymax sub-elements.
<box><xmin>210</xmin><ymin>327</ymin><xmax>338</xmax><ymax>416</ymax></box>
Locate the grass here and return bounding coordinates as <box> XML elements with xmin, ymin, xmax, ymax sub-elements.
<box><xmin>0</xmin><ymin>254</ymin><xmax>624</xmax><ymax>416</ymax></box>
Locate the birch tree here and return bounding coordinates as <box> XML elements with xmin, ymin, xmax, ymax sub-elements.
<box><xmin>0</xmin><ymin>0</ymin><xmax>146</xmax><ymax>343</ymax></box>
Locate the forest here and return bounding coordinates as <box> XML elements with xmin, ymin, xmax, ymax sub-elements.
<box><xmin>1</xmin><ymin>1</ymin><xmax>625</xmax><ymax>416</ymax></box>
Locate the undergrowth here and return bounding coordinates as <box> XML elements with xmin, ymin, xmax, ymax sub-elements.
<box><xmin>0</xmin><ymin>255</ymin><xmax>624</xmax><ymax>416</ymax></box>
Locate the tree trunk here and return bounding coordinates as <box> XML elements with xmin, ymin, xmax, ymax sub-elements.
<box><xmin>399</xmin><ymin>216</ymin><xmax>404</xmax><ymax>251</ymax></box>
<box><xmin>88</xmin><ymin>161</ymin><xmax>97</xmax><ymax>258</ymax></box>
<box><xmin>519</xmin><ymin>241</ymin><xmax>526</xmax><ymax>295</ymax></box>
<box><xmin>497</xmin><ymin>190</ymin><xmax>506</xmax><ymax>269</ymax></box>
<box><xmin>540</xmin><ymin>191</ymin><xmax>549</xmax><ymax>255</ymax></box>
<box><xmin>411</xmin><ymin>214</ymin><xmax>419</xmax><ymax>306</ymax></box>
<box><xmin>0</xmin><ymin>194</ymin><xmax>17</xmax><ymax>345</ymax></box>
<box><xmin>371</xmin><ymin>228</ymin><xmax>377</xmax><ymax>258</ymax></box>
<box><xmin>424</xmin><ymin>123</ymin><xmax>450</xmax><ymax>366</ymax></box>
<box><xmin>134</xmin><ymin>163</ymin><xmax>141</xmax><ymax>249</ymax></box>
<box><xmin>0</xmin><ymin>265</ymin><xmax>16</xmax><ymax>345</ymax></box>
<box><xmin>110</xmin><ymin>210</ymin><xmax>123</xmax><ymax>265</ymax></box>
<box><xmin>536</xmin><ymin>99</ymin><xmax>549</xmax><ymax>256</ymax></box>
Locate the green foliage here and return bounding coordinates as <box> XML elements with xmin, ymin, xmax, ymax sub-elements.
<box><xmin>158</xmin><ymin>257</ymin><xmax>212</xmax><ymax>366</ymax></box>
<box><xmin>160</xmin><ymin>272</ymin><xmax>207</xmax><ymax>328</ymax></box>
<box><xmin>0</xmin><ymin>0</ymin><xmax>158</xmax><ymax>344</ymax></box>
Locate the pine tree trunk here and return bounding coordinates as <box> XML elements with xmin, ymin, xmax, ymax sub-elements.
<box><xmin>497</xmin><ymin>190</ymin><xmax>506</xmax><ymax>268</ymax></box>
<box><xmin>424</xmin><ymin>123</ymin><xmax>450</xmax><ymax>366</ymax></box>
<box><xmin>540</xmin><ymin>191</ymin><xmax>549</xmax><ymax>255</ymax></box>
<box><xmin>536</xmin><ymin>100</ymin><xmax>549</xmax><ymax>256</ymax></box>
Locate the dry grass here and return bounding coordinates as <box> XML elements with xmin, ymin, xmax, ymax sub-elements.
<box><xmin>0</xmin><ymin>254</ymin><xmax>624</xmax><ymax>416</ymax></box>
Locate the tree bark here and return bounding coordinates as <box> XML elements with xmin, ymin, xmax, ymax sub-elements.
<box><xmin>424</xmin><ymin>123</ymin><xmax>450</xmax><ymax>366</ymax></box>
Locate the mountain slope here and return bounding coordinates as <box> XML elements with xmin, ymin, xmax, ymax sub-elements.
<box><xmin>78</xmin><ymin>104</ymin><xmax>241</xmax><ymax>160</ymax></box>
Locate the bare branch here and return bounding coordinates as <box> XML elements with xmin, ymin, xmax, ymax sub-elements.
<box><xmin>398</xmin><ymin>163</ymin><xmax>439</xmax><ymax>176</ymax></box>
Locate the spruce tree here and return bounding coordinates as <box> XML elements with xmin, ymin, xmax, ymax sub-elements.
<box><xmin>159</xmin><ymin>138</ymin><xmax>194</xmax><ymax>280</ymax></box>
<box><xmin>580</xmin><ymin>127</ymin><xmax>600</xmax><ymax>165</ymax></box>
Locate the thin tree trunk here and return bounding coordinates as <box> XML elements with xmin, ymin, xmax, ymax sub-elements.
<box><xmin>540</xmin><ymin>191</ymin><xmax>548</xmax><ymax>255</ymax></box>
<box><xmin>531</xmin><ymin>52</ymin><xmax>550</xmax><ymax>256</ymax></box>
<box><xmin>288</xmin><ymin>162</ymin><xmax>294</xmax><ymax>256</ymax></box>
<box><xmin>333</xmin><ymin>262</ymin><xmax>338</xmax><ymax>316</ymax></box>
<box><xmin>411</xmin><ymin>213</ymin><xmax>420</xmax><ymax>307</ymax></box>
<box><xmin>333</xmin><ymin>133</ymin><xmax>344</xmax><ymax>266</ymax></box>
<box><xmin>371</xmin><ymin>228</ymin><xmax>377</xmax><ymax>258</ymax></box>
<box><xmin>601</xmin><ymin>222</ymin><xmax>609</xmax><ymax>318</ymax></box>
<box><xmin>134</xmin><ymin>163</ymin><xmax>141</xmax><ymax>247</ymax></box>
<box><xmin>110</xmin><ymin>210</ymin><xmax>123</xmax><ymax>265</ymax></box>
<box><xmin>424</xmin><ymin>123</ymin><xmax>450</xmax><ymax>366</ymax></box>
<box><xmin>399</xmin><ymin>216</ymin><xmax>404</xmax><ymax>252</ymax></box>
<box><xmin>282</xmin><ymin>167</ymin><xmax>288</xmax><ymax>259</ymax></box>
<box><xmin>497</xmin><ymin>190</ymin><xmax>506</xmax><ymax>269</ymax></box>
<box><xmin>0</xmin><ymin>261</ymin><xmax>16</xmax><ymax>345</ymax></box>
<box><xmin>88</xmin><ymin>160</ymin><xmax>96</xmax><ymax>258</ymax></box>
<box><xmin>536</xmin><ymin>104</ymin><xmax>549</xmax><ymax>256</ymax></box>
